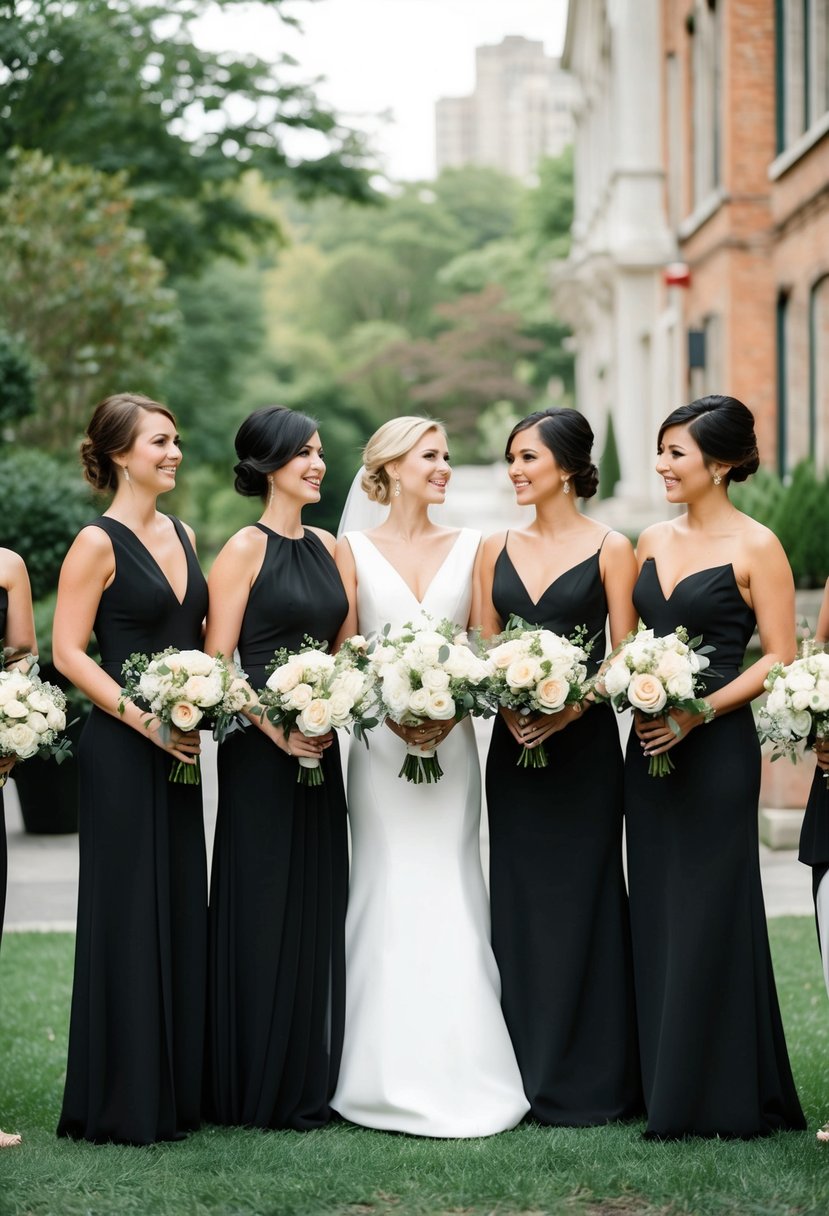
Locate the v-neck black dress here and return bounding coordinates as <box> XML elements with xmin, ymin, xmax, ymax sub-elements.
<box><xmin>57</xmin><ymin>516</ymin><xmax>209</xmax><ymax>1145</ymax></box>
<box><xmin>486</xmin><ymin>542</ymin><xmax>642</xmax><ymax>1125</ymax></box>
<box><xmin>204</xmin><ymin>526</ymin><xmax>349</xmax><ymax>1130</ymax></box>
<box><xmin>624</xmin><ymin>558</ymin><xmax>804</xmax><ymax>1138</ymax></box>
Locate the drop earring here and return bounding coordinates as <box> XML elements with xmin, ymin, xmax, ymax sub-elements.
<box><xmin>713</xmin><ymin>472</ymin><xmax>722</xmax><ymax>486</ymax></box>
<box><xmin>563</xmin><ymin>478</ymin><xmax>570</xmax><ymax>495</ymax></box>
<box><xmin>268</xmin><ymin>477</ymin><xmax>275</xmax><ymax>506</ymax></box>
<box><xmin>394</xmin><ymin>478</ymin><xmax>401</xmax><ymax>498</ymax></box>
<box><xmin>123</xmin><ymin>466</ymin><xmax>130</xmax><ymax>484</ymax></box>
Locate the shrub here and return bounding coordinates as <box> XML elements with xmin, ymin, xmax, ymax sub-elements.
<box><xmin>0</xmin><ymin>329</ymin><xmax>36</xmax><ymax>428</ymax></box>
<box><xmin>729</xmin><ymin>465</ymin><xmax>786</xmax><ymax>530</ymax></box>
<box><xmin>598</xmin><ymin>412</ymin><xmax>620</xmax><ymax>500</ymax></box>
<box><xmin>771</xmin><ymin>461</ymin><xmax>829</xmax><ymax>587</ymax></box>
<box><xmin>0</xmin><ymin>450</ymin><xmax>95</xmax><ymax>599</ymax></box>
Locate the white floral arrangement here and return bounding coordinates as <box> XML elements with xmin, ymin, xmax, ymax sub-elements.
<box><xmin>598</xmin><ymin>625</ymin><xmax>712</xmax><ymax>776</ymax></box>
<box><xmin>0</xmin><ymin>663</ymin><xmax>71</xmax><ymax>785</ymax></box>
<box><xmin>370</xmin><ymin>616</ymin><xmax>495</xmax><ymax>783</ymax></box>
<box><xmin>120</xmin><ymin>648</ymin><xmax>256</xmax><ymax>784</ymax></box>
<box><xmin>485</xmin><ymin>615</ymin><xmax>592</xmax><ymax>769</ymax></box>
<box><xmin>259</xmin><ymin>636</ymin><xmax>380</xmax><ymax>786</ymax></box>
<box><xmin>758</xmin><ymin>646</ymin><xmax>829</xmax><ymax>784</ymax></box>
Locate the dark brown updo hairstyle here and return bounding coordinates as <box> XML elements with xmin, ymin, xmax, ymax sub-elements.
<box><xmin>80</xmin><ymin>392</ymin><xmax>177</xmax><ymax>492</ymax></box>
<box><xmin>233</xmin><ymin>405</ymin><xmax>319</xmax><ymax>500</ymax></box>
<box><xmin>506</xmin><ymin>407</ymin><xmax>599</xmax><ymax>499</ymax></box>
<box><xmin>657</xmin><ymin>394</ymin><xmax>760</xmax><ymax>483</ymax></box>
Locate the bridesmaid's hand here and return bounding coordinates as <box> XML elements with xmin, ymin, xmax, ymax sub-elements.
<box><xmin>814</xmin><ymin>737</ymin><xmax>829</xmax><ymax>771</ymax></box>
<box><xmin>502</xmin><ymin>703</ymin><xmax>584</xmax><ymax>748</ymax></box>
<box><xmin>281</xmin><ymin>726</ymin><xmax>332</xmax><ymax>760</ymax></box>
<box><xmin>635</xmin><ymin>708</ymin><xmax>703</xmax><ymax>755</ymax></box>
<box><xmin>147</xmin><ymin>720</ymin><xmax>201</xmax><ymax>766</ymax></box>
<box><xmin>0</xmin><ymin>755</ymin><xmax>15</xmax><ymax>777</ymax></box>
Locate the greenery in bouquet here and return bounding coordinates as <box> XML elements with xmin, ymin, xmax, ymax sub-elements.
<box><xmin>259</xmin><ymin>636</ymin><xmax>380</xmax><ymax>787</ymax></box>
<box><xmin>758</xmin><ymin>645</ymin><xmax>829</xmax><ymax>783</ymax></box>
<box><xmin>485</xmin><ymin>614</ymin><xmax>592</xmax><ymax>770</ymax></box>
<box><xmin>119</xmin><ymin>648</ymin><xmax>255</xmax><ymax>784</ymax></box>
<box><xmin>369</xmin><ymin>617</ymin><xmax>495</xmax><ymax>784</ymax></box>
<box><xmin>0</xmin><ymin>660</ymin><xmax>72</xmax><ymax>787</ymax></box>
<box><xmin>597</xmin><ymin>625</ymin><xmax>713</xmax><ymax>777</ymax></box>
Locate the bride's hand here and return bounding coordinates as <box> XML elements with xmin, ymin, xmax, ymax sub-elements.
<box><xmin>386</xmin><ymin>719</ymin><xmax>452</xmax><ymax>748</ymax></box>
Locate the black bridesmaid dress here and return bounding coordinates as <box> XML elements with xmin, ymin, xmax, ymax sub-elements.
<box><xmin>57</xmin><ymin>516</ymin><xmax>209</xmax><ymax>1145</ymax></box>
<box><xmin>486</xmin><ymin>540</ymin><xmax>643</xmax><ymax>1125</ymax></box>
<box><xmin>798</xmin><ymin>768</ymin><xmax>829</xmax><ymax>942</ymax></box>
<box><xmin>0</xmin><ymin>586</ymin><xmax>8</xmax><ymax>945</ymax></box>
<box><xmin>625</xmin><ymin>558</ymin><xmax>805</xmax><ymax>1138</ymax></box>
<box><xmin>204</xmin><ymin>525</ymin><xmax>349</xmax><ymax>1130</ymax></box>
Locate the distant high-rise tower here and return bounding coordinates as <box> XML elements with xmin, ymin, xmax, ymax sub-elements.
<box><xmin>435</xmin><ymin>36</ymin><xmax>576</xmax><ymax>180</ymax></box>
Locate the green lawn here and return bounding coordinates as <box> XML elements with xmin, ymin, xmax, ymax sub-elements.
<box><xmin>0</xmin><ymin>921</ymin><xmax>828</xmax><ymax>1216</ymax></box>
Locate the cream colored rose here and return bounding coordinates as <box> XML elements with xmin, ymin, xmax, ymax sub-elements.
<box><xmin>46</xmin><ymin>705</ymin><xmax>66</xmax><ymax>731</ymax></box>
<box><xmin>408</xmin><ymin>687</ymin><xmax>431</xmax><ymax>716</ymax></box>
<box><xmin>488</xmin><ymin>639</ymin><xmax>524</xmax><ymax>670</ymax></box>
<box><xmin>26</xmin><ymin>689</ymin><xmax>53</xmax><ymax>714</ymax></box>
<box><xmin>285</xmin><ymin>683</ymin><xmax>313</xmax><ymax>712</ymax></box>
<box><xmin>170</xmin><ymin>701</ymin><xmax>203</xmax><ymax>730</ymax></box>
<box><xmin>182</xmin><ymin>673</ymin><xmax>224</xmax><ymax>707</ymax></box>
<box><xmin>3</xmin><ymin>699</ymin><xmax>28</xmax><ymax>720</ymax></box>
<box><xmin>627</xmin><ymin>673</ymin><xmax>668</xmax><ymax>713</ymax></box>
<box><xmin>346</xmin><ymin>634</ymin><xmax>368</xmax><ymax>651</ymax></box>
<box><xmin>421</xmin><ymin>667</ymin><xmax>450</xmax><ymax>692</ymax></box>
<box><xmin>328</xmin><ymin>691</ymin><xmax>354</xmax><ymax>727</ymax></box>
<box><xmin>5</xmin><ymin>721</ymin><xmax>38</xmax><ymax>758</ymax></box>
<box><xmin>505</xmin><ymin>656</ymin><xmax>541</xmax><ymax>690</ymax></box>
<box><xmin>427</xmin><ymin>691</ymin><xmax>456</xmax><ymax>720</ymax></box>
<box><xmin>173</xmin><ymin>649</ymin><xmax>214</xmax><ymax>676</ymax></box>
<box><xmin>266</xmin><ymin>662</ymin><xmax>303</xmax><ymax>695</ymax></box>
<box><xmin>603</xmin><ymin>658</ymin><xmax>631</xmax><ymax>697</ymax></box>
<box><xmin>26</xmin><ymin>710</ymin><xmax>49</xmax><ymax>735</ymax></box>
<box><xmin>332</xmin><ymin>669</ymin><xmax>365</xmax><ymax>701</ymax></box>
<box><xmin>297</xmin><ymin>698</ymin><xmax>333</xmax><ymax>735</ymax></box>
<box><xmin>665</xmin><ymin>672</ymin><xmax>694</xmax><ymax>699</ymax></box>
<box><xmin>535</xmin><ymin>674</ymin><xmax>568</xmax><ymax>711</ymax></box>
<box><xmin>655</xmin><ymin>650</ymin><xmax>686</xmax><ymax>680</ymax></box>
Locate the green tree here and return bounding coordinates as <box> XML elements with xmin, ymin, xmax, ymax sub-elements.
<box><xmin>0</xmin><ymin>150</ymin><xmax>178</xmax><ymax>450</ymax></box>
<box><xmin>0</xmin><ymin>328</ymin><xmax>35</xmax><ymax>430</ymax></box>
<box><xmin>0</xmin><ymin>0</ymin><xmax>378</xmax><ymax>276</ymax></box>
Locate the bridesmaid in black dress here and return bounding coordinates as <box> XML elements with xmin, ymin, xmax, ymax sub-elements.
<box><xmin>54</xmin><ymin>393</ymin><xmax>207</xmax><ymax>1145</ymax></box>
<box><xmin>0</xmin><ymin>547</ymin><xmax>37</xmax><ymax>1149</ymax></box>
<box><xmin>204</xmin><ymin>405</ymin><xmax>348</xmax><ymax>1130</ymax></box>
<box><xmin>479</xmin><ymin>407</ymin><xmax>643</xmax><ymax>1125</ymax></box>
<box><xmin>627</xmin><ymin>394</ymin><xmax>804</xmax><ymax>1138</ymax></box>
<box><xmin>798</xmin><ymin>578</ymin><xmax>829</xmax><ymax>1141</ymax></box>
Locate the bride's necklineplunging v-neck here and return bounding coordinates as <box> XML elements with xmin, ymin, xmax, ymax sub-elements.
<box><xmin>354</xmin><ymin>530</ymin><xmax>467</xmax><ymax>606</ymax></box>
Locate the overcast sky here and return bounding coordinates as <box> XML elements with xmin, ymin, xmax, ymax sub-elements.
<box><xmin>194</xmin><ymin>0</ymin><xmax>569</xmax><ymax>180</ymax></box>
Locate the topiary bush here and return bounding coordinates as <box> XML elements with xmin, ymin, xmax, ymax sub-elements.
<box><xmin>0</xmin><ymin>450</ymin><xmax>95</xmax><ymax>599</ymax></box>
<box><xmin>598</xmin><ymin>412</ymin><xmax>620</xmax><ymax>500</ymax></box>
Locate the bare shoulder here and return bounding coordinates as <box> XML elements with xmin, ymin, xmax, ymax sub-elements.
<box><xmin>211</xmin><ymin>525</ymin><xmax>266</xmax><ymax>576</ymax></box>
<box><xmin>593</xmin><ymin>527</ymin><xmax>635</xmax><ymax>559</ymax></box>
<box><xmin>0</xmin><ymin>547</ymin><xmax>27</xmax><ymax>584</ymax></box>
<box><xmin>481</xmin><ymin>530</ymin><xmax>508</xmax><ymax>560</ymax></box>
<box><xmin>635</xmin><ymin>520</ymin><xmax>673</xmax><ymax>559</ymax></box>
<box><xmin>306</xmin><ymin>525</ymin><xmax>336</xmax><ymax>557</ymax></box>
<box><xmin>739</xmin><ymin>514</ymin><xmax>788</xmax><ymax>564</ymax></box>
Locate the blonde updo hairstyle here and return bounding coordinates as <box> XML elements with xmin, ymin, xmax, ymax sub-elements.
<box><xmin>361</xmin><ymin>416</ymin><xmax>446</xmax><ymax>505</ymax></box>
<box><xmin>80</xmin><ymin>392</ymin><xmax>177</xmax><ymax>492</ymax></box>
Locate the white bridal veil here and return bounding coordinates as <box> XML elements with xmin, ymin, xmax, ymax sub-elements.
<box><xmin>336</xmin><ymin>468</ymin><xmax>389</xmax><ymax>537</ymax></box>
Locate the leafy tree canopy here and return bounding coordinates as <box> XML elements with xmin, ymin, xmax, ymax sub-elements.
<box><xmin>0</xmin><ymin>0</ymin><xmax>379</xmax><ymax>276</ymax></box>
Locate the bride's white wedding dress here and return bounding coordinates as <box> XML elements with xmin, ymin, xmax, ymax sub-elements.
<box><xmin>331</xmin><ymin>528</ymin><xmax>528</xmax><ymax>1137</ymax></box>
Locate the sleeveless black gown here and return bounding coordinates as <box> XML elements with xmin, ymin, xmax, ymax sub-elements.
<box><xmin>798</xmin><ymin>768</ymin><xmax>829</xmax><ymax>944</ymax></box>
<box><xmin>0</xmin><ymin>587</ymin><xmax>7</xmax><ymax>945</ymax></box>
<box><xmin>57</xmin><ymin>516</ymin><xmax>209</xmax><ymax>1145</ymax></box>
<box><xmin>625</xmin><ymin>558</ymin><xmax>805</xmax><ymax>1138</ymax></box>
<box><xmin>486</xmin><ymin>543</ymin><xmax>643</xmax><ymax>1125</ymax></box>
<box><xmin>204</xmin><ymin>526</ymin><xmax>349</xmax><ymax>1130</ymax></box>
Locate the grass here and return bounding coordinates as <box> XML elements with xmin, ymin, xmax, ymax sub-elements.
<box><xmin>0</xmin><ymin>921</ymin><xmax>828</xmax><ymax>1216</ymax></box>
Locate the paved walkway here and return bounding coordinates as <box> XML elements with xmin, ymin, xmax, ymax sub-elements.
<box><xmin>3</xmin><ymin>731</ymin><xmax>814</xmax><ymax>932</ymax></box>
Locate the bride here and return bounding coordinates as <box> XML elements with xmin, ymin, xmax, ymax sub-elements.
<box><xmin>331</xmin><ymin>416</ymin><xmax>528</xmax><ymax>1137</ymax></box>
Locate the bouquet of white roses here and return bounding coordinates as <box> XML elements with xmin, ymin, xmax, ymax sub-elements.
<box><xmin>259</xmin><ymin>636</ymin><xmax>380</xmax><ymax>786</ymax></box>
<box><xmin>120</xmin><ymin>648</ymin><xmax>256</xmax><ymax>784</ymax></box>
<box><xmin>597</xmin><ymin>625</ymin><xmax>712</xmax><ymax>776</ymax></box>
<box><xmin>485</xmin><ymin>616</ymin><xmax>592</xmax><ymax>769</ymax></box>
<box><xmin>758</xmin><ymin>645</ymin><xmax>829</xmax><ymax>784</ymax></box>
<box><xmin>370</xmin><ymin>616</ymin><xmax>495</xmax><ymax>784</ymax></box>
<box><xmin>0</xmin><ymin>664</ymin><xmax>71</xmax><ymax>786</ymax></box>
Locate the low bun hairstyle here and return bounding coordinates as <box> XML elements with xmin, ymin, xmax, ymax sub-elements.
<box><xmin>657</xmin><ymin>394</ymin><xmax>760</xmax><ymax>483</ymax></box>
<box><xmin>506</xmin><ymin>407</ymin><xmax>599</xmax><ymax>499</ymax></box>
<box><xmin>361</xmin><ymin>416</ymin><xmax>445</xmax><ymax>505</ymax></box>
<box><xmin>80</xmin><ymin>392</ymin><xmax>177</xmax><ymax>492</ymax></box>
<box><xmin>233</xmin><ymin>406</ymin><xmax>319</xmax><ymax>499</ymax></box>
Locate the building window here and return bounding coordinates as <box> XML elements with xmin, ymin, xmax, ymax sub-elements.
<box><xmin>691</xmin><ymin>0</ymin><xmax>722</xmax><ymax>206</ymax></box>
<box><xmin>810</xmin><ymin>275</ymin><xmax>829</xmax><ymax>471</ymax></box>
<box><xmin>776</xmin><ymin>0</ymin><xmax>829</xmax><ymax>152</ymax></box>
<box><xmin>777</xmin><ymin>291</ymin><xmax>790</xmax><ymax>476</ymax></box>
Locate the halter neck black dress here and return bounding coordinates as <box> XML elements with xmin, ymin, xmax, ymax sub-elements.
<box><xmin>486</xmin><ymin>539</ymin><xmax>642</xmax><ymax>1125</ymax></box>
<box><xmin>624</xmin><ymin>559</ymin><xmax>804</xmax><ymax>1138</ymax></box>
<box><xmin>0</xmin><ymin>586</ymin><xmax>8</xmax><ymax>943</ymax></box>
<box><xmin>57</xmin><ymin>516</ymin><xmax>209</xmax><ymax>1145</ymax></box>
<box><xmin>204</xmin><ymin>526</ymin><xmax>349</xmax><ymax>1130</ymax></box>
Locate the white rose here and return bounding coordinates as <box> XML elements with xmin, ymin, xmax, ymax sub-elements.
<box><xmin>182</xmin><ymin>673</ymin><xmax>224</xmax><ymax>708</ymax></box>
<box><xmin>5</xmin><ymin>721</ymin><xmax>38</xmax><ymax>758</ymax></box>
<box><xmin>627</xmin><ymin>672</ymin><xmax>668</xmax><ymax>713</ymax></box>
<box><xmin>408</xmin><ymin>688</ymin><xmax>431</xmax><ymax>716</ymax></box>
<box><xmin>427</xmin><ymin>691</ymin><xmax>456</xmax><ymax>720</ymax></box>
<box><xmin>297</xmin><ymin>698</ymin><xmax>333</xmax><ymax>735</ymax></box>
<box><xmin>46</xmin><ymin>705</ymin><xmax>66</xmax><ymax>731</ymax></box>
<box><xmin>786</xmin><ymin>667</ymin><xmax>816</xmax><ymax>692</ymax></box>
<box><xmin>226</xmin><ymin>678</ymin><xmax>254</xmax><ymax>712</ymax></box>
<box><xmin>26</xmin><ymin>710</ymin><xmax>49</xmax><ymax>735</ymax></box>
<box><xmin>421</xmin><ymin>667</ymin><xmax>450</xmax><ymax>692</ymax></box>
<box><xmin>381</xmin><ymin>672</ymin><xmax>411</xmax><ymax>718</ymax></box>
<box><xmin>285</xmin><ymin>683</ymin><xmax>313</xmax><ymax>712</ymax></box>
<box><xmin>2</xmin><ymin>672</ymin><xmax>30</xmax><ymax>698</ymax></box>
<box><xmin>763</xmin><ymin>688</ymin><xmax>787</xmax><ymax>715</ymax></box>
<box><xmin>332</xmin><ymin>669</ymin><xmax>365</xmax><ymax>701</ymax></box>
<box><xmin>174</xmin><ymin>650</ymin><xmax>215</xmax><ymax>676</ymax></box>
<box><xmin>535</xmin><ymin>674</ymin><xmax>568</xmax><ymax>711</ymax></box>
<box><xmin>371</xmin><ymin>643</ymin><xmax>398</xmax><ymax>667</ymax></box>
<box><xmin>488</xmin><ymin>639</ymin><xmax>525</xmax><ymax>669</ymax></box>
<box><xmin>170</xmin><ymin>701</ymin><xmax>203</xmax><ymax>730</ymax></box>
<box><xmin>505</xmin><ymin>657</ymin><xmax>541</xmax><ymax>690</ymax></box>
<box><xmin>3</xmin><ymin>699</ymin><xmax>29</xmax><ymax>720</ymax></box>
<box><xmin>299</xmin><ymin>649</ymin><xmax>336</xmax><ymax>674</ymax></box>
<box><xmin>655</xmin><ymin>650</ymin><xmax>686</xmax><ymax>680</ymax></box>
<box><xmin>347</xmin><ymin>634</ymin><xmax>368</xmax><ymax>651</ymax></box>
<box><xmin>266</xmin><ymin>662</ymin><xmax>303</xmax><ymax>695</ymax></box>
<box><xmin>665</xmin><ymin>672</ymin><xmax>694</xmax><ymax>700</ymax></box>
<box><xmin>603</xmin><ymin>659</ymin><xmax>631</xmax><ymax>697</ymax></box>
<box><xmin>328</xmin><ymin>691</ymin><xmax>354</xmax><ymax>727</ymax></box>
<box><xmin>791</xmin><ymin>689</ymin><xmax>813</xmax><ymax>712</ymax></box>
<box><xmin>26</xmin><ymin>689</ymin><xmax>53</xmax><ymax>714</ymax></box>
<box><xmin>138</xmin><ymin>672</ymin><xmax>164</xmax><ymax>702</ymax></box>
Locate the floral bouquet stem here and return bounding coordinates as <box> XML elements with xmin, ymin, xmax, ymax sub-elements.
<box><xmin>399</xmin><ymin>743</ymin><xmax>444</xmax><ymax>784</ymax></box>
<box><xmin>647</xmin><ymin>751</ymin><xmax>675</xmax><ymax>778</ymax></box>
<box><xmin>297</xmin><ymin>756</ymin><xmax>324</xmax><ymax>787</ymax></box>
<box><xmin>169</xmin><ymin>757</ymin><xmax>202</xmax><ymax>785</ymax></box>
<box><xmin>517</xmin><ymin>742</ymin><xmax>548</xmax><ymax>769</ymax></box>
